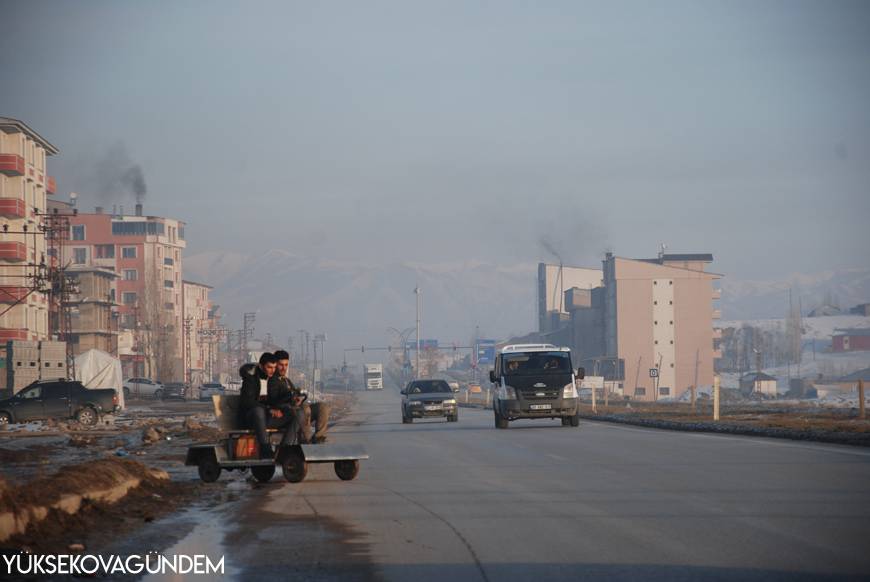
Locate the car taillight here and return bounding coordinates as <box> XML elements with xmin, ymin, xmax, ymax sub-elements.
<box><xmin>113</xmin><ymin>393</ymin><xmax>119</xmax><ymax>405</ymax></box>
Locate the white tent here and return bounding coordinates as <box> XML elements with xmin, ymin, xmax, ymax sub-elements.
<box><xmin>74</xmin><ymin>349</ymin><xmax>125</xmax><ymax>409</ymax></box>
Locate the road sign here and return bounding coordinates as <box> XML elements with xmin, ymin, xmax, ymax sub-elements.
<box><xmin>476</xmin><ymin>339</ymin><xmax>496</xmax><ymax>365</ymax></box>
<box><xmin>649</xmin><ymin>368</ymin><xmax>659</xmax><ymax>378</ymax></box>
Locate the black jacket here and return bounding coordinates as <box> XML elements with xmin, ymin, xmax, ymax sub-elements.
<box><xmin>238</xmin><ymin>365</ymin><xmax>297</xmax><ymax>425</ymax></box>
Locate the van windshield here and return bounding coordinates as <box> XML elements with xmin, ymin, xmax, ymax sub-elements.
<box><xmin>503</xmin><ymin>352</ymin><xmax>571</xmax><ymax>375</ymax></box>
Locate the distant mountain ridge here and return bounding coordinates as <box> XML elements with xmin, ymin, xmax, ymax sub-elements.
<box><xmin>184</xmin><ymin>251</ymin><xmax>870</xmax><ymax>357</ymax></box>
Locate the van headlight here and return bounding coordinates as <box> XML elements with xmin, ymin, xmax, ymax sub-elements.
<box><xmin>443</xmin><ymin>399</ymin><xmax>456</xmax><ymax>405</ymax></box>
<box><xmin>410</xmin><ymin>401</ymin><xmax>422</xmax><ymax>406</ymax></box>
<box><xmin>563</xmin><ymin>383</ymin><xmax>578</xmax><ymax>399</ymax></box>
<box><xmin>498</xmin><ymin>386</ymin><xmax>517</xmax><ymax>400</ymax></box>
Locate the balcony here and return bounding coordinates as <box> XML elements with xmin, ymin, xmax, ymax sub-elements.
<box><xmin>0</xmin><ymin>241</ymin><xmax>27</xmax><ymax>262</ymax></box>
<box><xmin>712</xmin><ymin>309</ymin><xmax>722</xmax><ymax>320</ymax></box>
<box><xmin>0</xmin><ymin>328</ymin><xmax>29</xmax><ymax>342</ymax></box>
<box><xmin>712</xmin><ymin>328</ymin><xmax>722</xmax><ymax>340</ymax></box>
<box><xmin>47</xmin><ymin>176</ymin><xmax>56</xmax><ymax>194</ymax></box>
<box><xmin>712</xmin><ymin>288</ymin><xmax>721</xmax><ymax>300</ymax></box>
<box><xmin>0</xmin><ymin>286</ymin><xmax>29</xmax><ymax>303</ymax></box>
<box><xmin>0</xmin><ymin>198</ymin><xmax>26</xmax><ymax>219</ymax></box>
<box><xmin>0</xmin><ymin>154</ymin><xmax>25</xmax><ymax>176</ymax></box>
<box><xmin>712</xmin><ymin>348</ymin><xmax>723</xmax><ymax>359</ymax></box>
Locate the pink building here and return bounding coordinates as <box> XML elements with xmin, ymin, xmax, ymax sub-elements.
<box><xmin>603</xmin><ymin>253</ymin><xmax>721</xmax><ymax>400</ymax></box>
<box><xmin>566</xmin><ymin>252</ymin><xmax>722</xmax><ymax>401</ymax></box>
<box><xmin>65</xmin><ymin>206</ymin><xmax>186</xmax><ymax>379</ymax></box>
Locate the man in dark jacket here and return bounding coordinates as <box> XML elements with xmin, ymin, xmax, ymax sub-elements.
<box><xmin>274</xmin><ymin>350</ymin><xmax>331</xmax><ymax>443</ymax></box>
<box><xmin>239</xmin><ymin>352</ymin><xmax>303</xmax><ymax>458</ymax></box>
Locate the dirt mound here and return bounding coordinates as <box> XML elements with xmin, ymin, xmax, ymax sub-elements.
<box><xmin>0</xmin><ymin>457</ymin><xmax>169</xmax><ymax>543</ymax></box>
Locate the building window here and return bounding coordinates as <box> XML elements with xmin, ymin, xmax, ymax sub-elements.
<box><xmin>71</xmin><ymin>225</ymin><xmax>85</xmax><ymax>241</ymax></box>
<box><xmin>122</xmin><ymin>292</ymin><xmax>137</xmax><ymax>305</ymax></box>
<box><xmin>659</xmin><ymin>387</ymin><xmax>670</xmax><ymax>396</ymax></box>
<box><xmin>73</xmin><ymin>248</ymin><xmax>87</xmax><ymax>264</ymax></box>
<box><xmin>636</xmin><ymin>387</ymin><xmax>646</xmax><ymax>396</ymax></box>
<box><xmin>95</xmin><ymin>244</ymin><xmax>115</xmax><ymax>259</ymax></box>
<box><xmin>123</xmin><ymin>269</ymin><xmax>138</xmax><ymax>281</ymax></box>
<box><xmin>111</xmin><ymin>221</ymin><xmax>164</xmax><ymax>236</ymax></box>
<box><xmin>164</xmin><ymin>280</ymin><xmax>174</xmax><ymax>288</ymax></box>
<box><xmin>164</xmin><ymin>257</ymin><xmax>174</xmax><ymax>266</ymax></box>
<box><xmin>164</xmin><ymin>302</ymin><xmax>174</xmax><ymax>310</ymax></box>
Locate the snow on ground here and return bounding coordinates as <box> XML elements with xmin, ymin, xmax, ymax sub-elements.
<box><xmin>719</xmin><ymin>314</ymin><xmax>870</xmax><ymax>340</ymax></box>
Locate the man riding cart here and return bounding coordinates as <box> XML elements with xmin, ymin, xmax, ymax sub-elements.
<box><xmin>185</xmin><ymin>352</ymin><xmax>368</xmax><ymax>484</ymax></box>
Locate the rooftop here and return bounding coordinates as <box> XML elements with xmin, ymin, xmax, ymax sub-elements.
<box><xmin>0</xmin><ymin>116</ymin><xmax>59</xmax><ymax>155</ymax></box>
<box><xmin>640</xmin><ymin>253</ymin><xmax>714</xmax><ymax>264</ymax></box>
<box><xmin>833</xmin><ymin>328</ymin><xmax>870</xmax><ymax>337</ymax></box>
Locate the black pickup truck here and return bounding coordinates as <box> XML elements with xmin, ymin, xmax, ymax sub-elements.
<box><xmin>0</xmin><ymin>380</ymin><xmax>119</xmax><ymax>426</ymax></box>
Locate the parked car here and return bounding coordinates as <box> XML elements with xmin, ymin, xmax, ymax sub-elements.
<box><xmin>0</xmin><ymin>380</ymin><xmax>119</xmax><ymax>426</ymax></box>
<box><xmin>162</xmin><ymin>382</ymin><xmax>189</xmax><ymax>401</ymax></box>
<box><xmin>199</xmin><ymin>382</ymin><xmax>225</xmax><ymax>401</ymax></box>
<box><xmin>123</xmin><ymin>377</ymin><xmax>165</xmax><ymax>400</ymax></box>
<box><xmin>401</xmin><ymin>379</ymin><xmax>458</xmax><ymax>423</ymax></box>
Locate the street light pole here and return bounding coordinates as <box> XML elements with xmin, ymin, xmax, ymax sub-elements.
<box><xmin>415</xmin><ymin>286</ymin><xmax>421</xmax><ymax>376</ymax></box>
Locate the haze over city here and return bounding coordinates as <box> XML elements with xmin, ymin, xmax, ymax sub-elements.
<box><xmin>2</xmin><ymin>0</ymin><xmax>868</xmax><ymax>281</ymax></box>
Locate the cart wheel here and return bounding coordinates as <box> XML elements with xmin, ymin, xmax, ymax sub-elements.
<box><xmin>334</xmin><ymin>459</ymin><xmax>360</xmax><ymax>481</ymax></box>
<box><xmin>198</xmin><ymin>453</ymin><xmax>222</xmax><ymax>483</ymax></box>
<box><xmin>281</xmin><ymin>447</ymin><xmax>308</xmax><ymax>483</ymax></box>
<box><xmin>569</xmin><ymin>414</ymin><xmax>580</xmax><ymax>427</ymax></box>
<box><xmin>251</xmin><ymin>464</ymin><xmax>276</xmax><ymax>483</ymax></box>
<box><xmin>561</xmin><ymin>417</ymin><xmax>570</xmax><ymax>426</ymax></box>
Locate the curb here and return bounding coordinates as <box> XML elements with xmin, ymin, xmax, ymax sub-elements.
<box><xmin>578</xmin><ymin>413</ymin><xmax>870</xmax><ymax>447</ymax></box>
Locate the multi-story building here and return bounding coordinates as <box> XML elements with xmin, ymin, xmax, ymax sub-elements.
<box><xmin>0</xmin><ymin>117</ymin><xmax>58</xmax><ymax>344</ymax></box>
<box><xmin>65</xmin><ymin>266</ymin><xmax>119</xmax><ymax>355</ymax></box>
<box><xmin>556</xmin><ymin>252</ymin><xmax>721</xmax><ymax>401</ymax></box>
<box><xmin>181</xmin><ymin>280</ymin><xmax>217</xmax><ymax>385</ymax></box>
<box><xmin>537</xmin><ymin>263</ymin><xmax>602</xmax><ymax>334</ymax></box>
<box><xmin>65</xmin><ymin>205</ymin><xmax>186</xmax><ymax>380</ymax></box>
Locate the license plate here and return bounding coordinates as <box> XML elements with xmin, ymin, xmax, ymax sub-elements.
<box><xmin>530</xmin><ymin>404</ymin><xmax>552</xmax><ymax>410</ymax></box>
<box><xmin>424</xmin><ymin>405</ymin><xmax>442</xmax><ymax>411</ymax></box>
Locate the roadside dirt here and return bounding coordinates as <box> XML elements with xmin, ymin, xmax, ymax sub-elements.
<box><xmin>0</xmin><ymin>392</ymin><xmax>357</xmax><ymax>555</ymax></box>
<box><xmin>578</xmin><ymin>401</ymin><xmax>870</xmax><ymax>446</ymax></box>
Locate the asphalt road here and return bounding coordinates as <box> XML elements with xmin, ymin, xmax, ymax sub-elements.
<box><xmin>214</xmin><ymin>388</ymin><xmax>870</xmax><ymax>582</ymax></box>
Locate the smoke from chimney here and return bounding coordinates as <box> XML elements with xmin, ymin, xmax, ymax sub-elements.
<box><xmin>94</xmin><ymin>142</ymin><xmax>147</xmax><ymax>207</ymax></box>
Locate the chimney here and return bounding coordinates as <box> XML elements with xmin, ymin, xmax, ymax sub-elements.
<box><xmin>135</xmin><ymin>203</ymin><xmax>143</xmax><ymax>217</ymax></box>
<box><xmin>95</xmin><ymin>206</ymin><xmax>103</xmax><ymax>214</ymax></box>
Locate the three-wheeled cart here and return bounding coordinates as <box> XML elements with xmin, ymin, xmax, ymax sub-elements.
<box><xmin>185</xmin><ymin>395</ymin><xmax>369</xmax><ymax>483</ymax></box>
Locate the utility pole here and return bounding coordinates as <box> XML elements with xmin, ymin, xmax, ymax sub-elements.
<box><xmin>183</xmin><ymin>316</ymin><xmax>193</xmax><ymax>384</ymax></box>
<box><xmin>242</xmin><ymin>312</ymin><xmax>256</xmax><ymax>356</ymax></box>
<box><xmin>415</xmin><ymin>285</ymin><xmax>422</xmax><ymax>375</ymax></box>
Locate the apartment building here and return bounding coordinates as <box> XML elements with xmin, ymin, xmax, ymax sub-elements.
<box><xmin>66</xmin><ymin>205</ymin><xmax>186</xmax><ymax>380</ymax></box>
<box><xmin>182</xmin><ymin>280</ymin><xmax>217</xmax><ymax>385</ymax></box>
<box><xmin>0</xmin><ymin>117</ymin><xmax>58</xmax><ymax>343</ymax></box>
<box><xmin>65</xmin><ymin>266</ymin><xmax>119</xmax><ymax>355</ymax></box>
<box><xmin>545</xmin><ymin>252</ymin><xmax>722</xmax><ymax>401</ymax></box>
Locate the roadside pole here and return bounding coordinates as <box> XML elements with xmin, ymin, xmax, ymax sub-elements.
<box><xmin>591</xmin><ymin>383</ymin><xmax>597</xmax><ymax>414</ymax></box>
<box><xmin>859</xmin><ymin>379</ymin><xmax>865</xmax><ymax>420</ymax></box>
<box><xmin>713</xmin><ymin>375</ymin><xmax>720</xmax><ymax>422</ymax></box>
<box><xmin>690</xmin><ymin>385</ymin><xmax>696</xmax><ymax>415</ymax></box>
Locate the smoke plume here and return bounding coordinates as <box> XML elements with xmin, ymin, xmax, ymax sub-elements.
<box><xmin>94</xmin><ymin>142</ymin><xmax>147</xmax><ymax>205</ymax></box>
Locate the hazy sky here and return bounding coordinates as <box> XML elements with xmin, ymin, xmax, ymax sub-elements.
<box><xmin>2</xmin><ymin>0</ymin><xmax>869</xmax><ymax>279</ymax></box>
